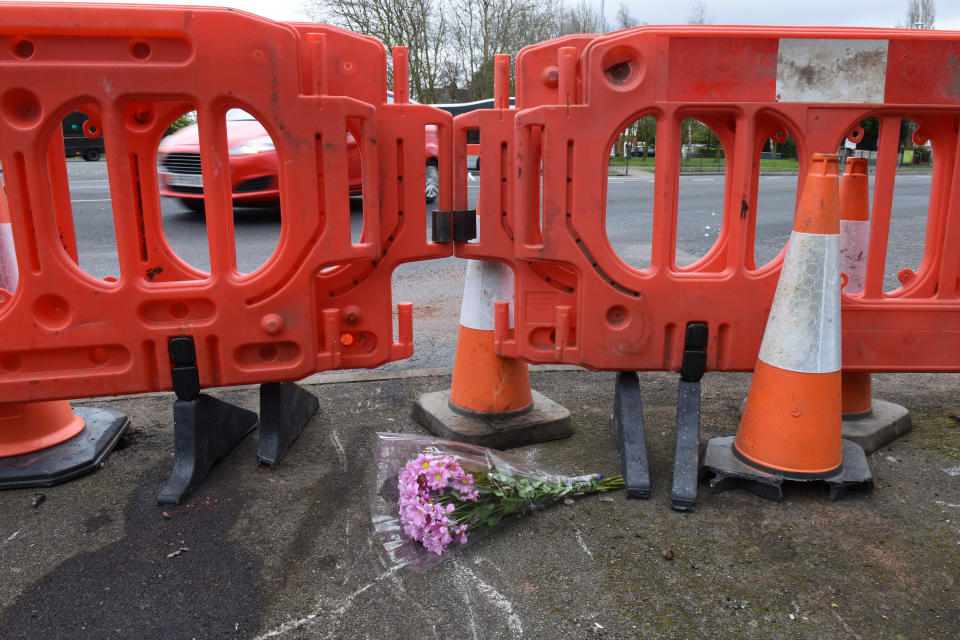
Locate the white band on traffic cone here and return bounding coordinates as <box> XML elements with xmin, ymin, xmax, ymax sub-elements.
<box><xmin>839</xmin><ymin>219</ymin><xmax>868</xmax><ymax>294</ymax></box>
<box><xmin>459</xmin><ymin>260</ymin><xmax>514</xmax><ymax>330</ymax></box>
<box><xmin>758</xmin><ymin>231</ymin><xmax>841</xmax><ymax>374</ymax></box>
<box><xmin>0</xmin><ymin>221</ymin><xmax>18</xmax><ymax>293</ymax></box>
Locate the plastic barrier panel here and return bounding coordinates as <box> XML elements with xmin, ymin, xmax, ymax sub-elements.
<box><xmin>454</xmin><ymin>41</ymin><xmax>592</xmax><ymax>355</ymax></box>
<box><xmin>0</xmin><ymin>4</ymin><xmax>451</xmax><ymax>403</ymax></box>
<box><xmin>484</xmin><ymin>27</ymin><xmax>960</xmax><ymax>373</ymax></box>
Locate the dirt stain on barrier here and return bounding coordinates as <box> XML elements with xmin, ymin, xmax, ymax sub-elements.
<box><xmin>0</xmin><ymin>467</ymin><xmax>265</xmax><ymax>639</ymax></box>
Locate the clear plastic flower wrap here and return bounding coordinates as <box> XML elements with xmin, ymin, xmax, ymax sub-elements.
<box><xmin>371</xmin><ymin>432</ymin><xmax>624</xmax><ymax>572</ymax></box>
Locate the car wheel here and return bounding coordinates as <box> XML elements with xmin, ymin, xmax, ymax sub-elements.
<box><xmin>178</xmin><ymin>198</ymin><xmax>205</xmax><ymax>214</ymax></box>
<box><xmin>83</xmin><ymin>148</ymin><xmax>101</xmax><ymax>162</ymax></box>
<box><xmin>424</xmin><ymin>162</ymin><xmax>439</xmax><ymax>203</ymax></box>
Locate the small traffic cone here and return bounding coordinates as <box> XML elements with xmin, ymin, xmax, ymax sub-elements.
<box><xmin>702</xmin><ymin>154</ymin><xmax>872</xmax><ymax>501</ymax></box>
<box><xmin>838</xmin><ymin>158</ymin><xmax>911</xmax><ymax>453</ymax></box>
<box><xmin>413</xmin><ymin>260</ymin><xmax>572</xmax><ymax>448</ymax></box>
<box><xmin>838</xmin><ymin>157</ymin><xmax>870</xmax><ymax>294</ymax></box>
<box><xmin>0</xmin><ymin>186</ymin><xmax>129</xmax><ymax>489</ymax></box>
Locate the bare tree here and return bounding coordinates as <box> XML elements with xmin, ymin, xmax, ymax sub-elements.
<box><xmin>557</xmin><ymin>0</ymin><xmax>603</xmax><ymax>35</ymax></box>
<box><xmin>450</xmin><ymin>0</ymin><xmax>562</xmax><ymax>101</ymax></box>
<box><xmin>305</xmin><ymin>0</ymin><xmax>611</xmax><ymax>103</ymax></box>
<box><xmin>448</xmin><ymin>0</ymin><xmax>600</xmax><ymax>100</ymax></box>
<box><xmin>897</xmin><ymin>0</ymin><xmax>936</xmax><ymax>28</ymax></box>
<box><xmin>687</xmin><ymin>0</ymin><xmax>712</xmax><ymax>25</ymax></box>
<box><xmin>304</xmin><ymin>0</ymin><xmax>447</xmax><ymax>102</ymax></box>
<box><xmin>614</xmin><ymin>2</ymin><xmax>640</xmax><ymax>30</ymax></box>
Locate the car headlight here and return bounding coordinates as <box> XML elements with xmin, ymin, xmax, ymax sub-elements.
<box><xmin>229</xmin><ymin>136</ymin><xmax>275</xmax><ymax>156</ymax></box>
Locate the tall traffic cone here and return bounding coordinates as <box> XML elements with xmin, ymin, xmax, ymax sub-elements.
<box><xmin>838</xmin><ymin>158</ymin><xmax>911</xmax><ymax>453</ymax></box>
<box><xmin>702</xmin><ymin>154</ymin><xmax>872</xmax><ymax>501</ymax></box>
<box><xmin>0</xmin><ymin>186</ymin><xmax>129</xmax><ymax>489</ymax></box>
<box><xmin>413</xmin><ymin>260</ymin><xmax>572</xmax><ymax>448</ymax></box>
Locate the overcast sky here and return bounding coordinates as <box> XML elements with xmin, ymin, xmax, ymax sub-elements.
<box><xmin>41</xmin><ymin>0</ymin><xmax>960</xmax><ymax>31</ymax></box>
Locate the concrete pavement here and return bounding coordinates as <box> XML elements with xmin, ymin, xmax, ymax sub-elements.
<box><xmin>0</xmin><ymin>368</ymin><xmax>958</xmax><ymax>639</ymax></box>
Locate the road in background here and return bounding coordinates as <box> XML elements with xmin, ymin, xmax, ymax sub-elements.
<box><xmin>49</xmin><ymin>160</ymin><xmax>936</xmax><ymax>370</ymax></box>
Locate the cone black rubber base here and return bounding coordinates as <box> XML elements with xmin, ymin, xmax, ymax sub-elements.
<box><xmin>0</xmin><ymin>407</ymin><xmax>129</xmax><ymax>490</ymax></box>
<box><xmin>842</xmin><ymin>399</ymin><xmax>912</xmax><ymax>454</ymax></box>
<box><xmin>257</xmin><ymin>382</ymin><xmax>319</xmax><ymax>469</ymax></box>
<box><xmin>413</xmin><ymin>389</ymin><xmax>572</xmax><ymax>449</ymax></box>
<box><xmin>701</xmin><ymin>436</ymin><xmax>873</xmax><ymax>502</ymax></box>
<box><xmin>158</xmin><ymin>394</ymin><xmax>258</xmax><ymax>505</ymax></box>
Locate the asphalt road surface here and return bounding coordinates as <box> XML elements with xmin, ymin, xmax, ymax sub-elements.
<box><xmin>12</xmin><ymin>159</ymin><xmax>936</xmax><ymax>371</ymax></box>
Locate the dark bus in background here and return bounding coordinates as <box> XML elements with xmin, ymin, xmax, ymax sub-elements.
<box><xmin>63</xmin><ymin>111</ymin><xmax>104</xmax><ymax>161</ymax></box>
<box><xmin>432</xmin><ymin>98</ymin><xmax>515</xmax><ymax>171</ymax></box>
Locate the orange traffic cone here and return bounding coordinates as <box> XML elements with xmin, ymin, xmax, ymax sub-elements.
<box><xmin>0</xmin><ymin>186</ymin><xmax>128</xmax><ymax>488</ymax></box>
<box><xmin>413</xmin><ymin>260</ymin><xmax>571</xmax><ymax>448</ymax></box>
<box><xmin>838</xmin><ymin>158</ymin><xmax>911</xmax><ymax>452</ymax></box>
<box><xmin>702</xmin><ymin>154</ymin><xmax>872</xmax><ymax>500</ymax></box>
<box><xmin>0</xmin><ymin>187</ymin><xmax>85</xmax><ymax>458</ymax></box>
<box><xmin>450</xmin><ymin>261</ymin><xmax>533</xmax><ymax>415</ymax></box>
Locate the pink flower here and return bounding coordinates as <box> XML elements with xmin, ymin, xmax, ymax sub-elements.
<box><xmin>398</xmin><ymin>454</ymin><xmax>475</xmax><ymax>555</ymax></box>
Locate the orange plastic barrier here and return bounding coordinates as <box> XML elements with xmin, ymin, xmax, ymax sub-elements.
<box><xmin>0</xmin><ymin>4</ymin><xmax>452</xmax><ymax>403</ymax></box>
<box><xmin>465</xmin><ymin>27</ymin><xmax>960</xmax><ymax>373</ymax></box>
<box><xmin>454</xmin><ymin>48</ymin><xmax>583</xmax><ymax>321</ymax></box>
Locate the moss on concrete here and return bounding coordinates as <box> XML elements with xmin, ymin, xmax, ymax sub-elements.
<box><xmin>910</xmin><ymin>412</ymin><xmax>960</xmax><ymax>461</ymax></box>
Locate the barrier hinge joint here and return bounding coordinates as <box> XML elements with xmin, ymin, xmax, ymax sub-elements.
<box><xmin>431</xmin><ymin>210</ymin><xmax>477</xmax><ymax>243</ymax></box>
<box><xmin>169</xmin><ymin>336</ymin><xmax>201</xmax><ymax>401</ymax></box>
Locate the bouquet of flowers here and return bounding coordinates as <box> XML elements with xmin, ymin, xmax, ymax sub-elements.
<box><xmin>371</xmin><ymin>433</ymin><xmax>624</xmax><ymax>572</ymax></box>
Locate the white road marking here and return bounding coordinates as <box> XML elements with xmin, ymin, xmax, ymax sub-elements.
<box><xmin>330</xmin><ymin>430</ymin><xmax>347</xmax><ymax>471</ymax></box>
<box><xmin>454</xmin><ymin>568</ymin><xmax>481</xmax><ymax>640</ymax></box>
<box><xmin>455</xmin><ymin>561</ymin><xmax>523</xmax><ymax>638</ymax></box>
<box><xmin>253</xmin><ymin>567</ymin><xmax>401</xmax><ymax>639</ymax></box>
<box><xmin>574</xmin><ymin>528</ymin><xmax>593</xmax><ymax>558</ymax></box>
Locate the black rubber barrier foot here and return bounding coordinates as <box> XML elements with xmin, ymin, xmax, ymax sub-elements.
<box><xmin>671</xmin><ymin>380</ymin><xmax>701</xmax><ymax>511</ymax></box>
<box><xmin>257</xmin><ymin>382</ymin><xmax>319</xmax><ymax>469</ymax></box>
<box><xmin>0</xmin><ymin>407</ymin><xmax>129</xmax><ymax>490</ymax></box>
<box><xmin>701</xmin><ymin>436</ymin><xmax>874</xmax><ymax>502</ymax></box>
<box><xmin>611</xmin><ymin>372</ymin><xmax>650</xmax><ymax>499</ymax></box>
<box><xmin>157</xmin><ymin>394</ymin><xmax>258</xmax><ymax>506</ymax></box>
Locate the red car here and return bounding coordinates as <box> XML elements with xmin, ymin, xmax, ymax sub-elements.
<box><xmin>158</xmin><ymin>106</ymin><xmax>440</xmax><ymax>212</ymax></box>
